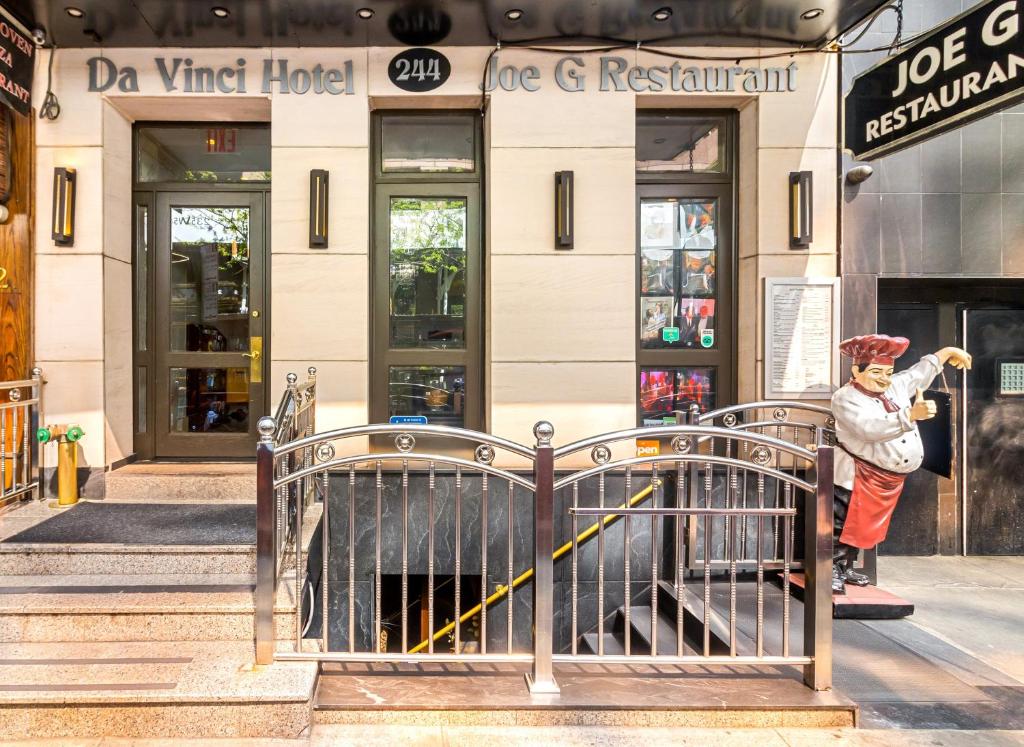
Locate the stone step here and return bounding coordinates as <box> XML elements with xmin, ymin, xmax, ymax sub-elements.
<box><xmin>0</xmin><ymin>542</ymin><xmax>257</xmax><ymax>575</ymax></box>
<box><xmin>314</xmin><ymin>665</ymin><xmax>856</xmax><ymax>728</ymax></box>
<box><xmin>0</xmin><ymin>639</ymin><xmax>317</xmax><ymax>738</ymax></box>
<box><xmin>0</xmin><ymin>571</ymin><xmax>301</xmax><ymax>643</ymax></box>
<box><xmin>578</xmin><ymin>632</ymin><xmax>625</xmax><ymax>655</ymax></box>
<box><xmin>614</xmin><ymin>604</ymin><xmax>686</xmax><ymax>656</ymax></box>
<box><xmin>104</xmin><ymin>462</ymin><xmax>256</xmax><ymax>503</ymax></box>
<box><xmin>0</xmin><ymin>500</ymin><xmax>321</xmax><ymax>577</ymax></box>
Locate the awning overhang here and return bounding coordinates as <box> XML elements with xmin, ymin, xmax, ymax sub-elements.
<box><xmin>4</xmin><ymin>0</ymin><xmax>890</xmax><ymax>50</ymax></box>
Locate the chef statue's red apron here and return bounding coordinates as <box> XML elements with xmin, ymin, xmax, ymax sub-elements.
<box><xmin>830</xmin><ymin>335</ymin><xmax>944</xmax><ymax>586</ymax></box>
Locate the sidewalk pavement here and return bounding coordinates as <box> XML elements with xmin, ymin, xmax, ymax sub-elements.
<box><xmin>1</xmin><ymin>556</ymin><xmax>1021</xmax><ymax>745</ymax></box>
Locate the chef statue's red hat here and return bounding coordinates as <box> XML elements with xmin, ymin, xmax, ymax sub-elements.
<box><xmin>839</xmin><ymin>334</ymin><xmax>910</xmax><ymax>368</ymax></box>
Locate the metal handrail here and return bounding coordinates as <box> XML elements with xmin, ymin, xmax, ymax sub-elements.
<box><xmin>700</xmin><ymin>401</ymin><xmax>834</xmax><ymax>421</ymax></box>
<box><xmin>274</xmin><ymin>422</ymin><xmax>535</xmax><ymax>460</ymax></box>
<box><xmin>278</xmin><ymin>453</ymin><xmax>536</xmax><ymax>491</ymax></box>
<box><xmin>554</xmin><ymin>424</ymin><xmax>816</xmax><ymax>462</ymax></box>
<box><xmin>0</xmin><ymin>368</ymin><xmax>44</xmax><ymax>506</ymax></box>
<box><xmin>553</xmin><ymin>454</ymin><xmax>815</xmax><ymax>493</ymax></box>
<box><xmin>254</xmin><ymin>391</ymin><xmax>834</xmax><ymax>694</ymax></box>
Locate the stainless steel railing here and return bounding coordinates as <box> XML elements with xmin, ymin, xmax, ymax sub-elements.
<box><xmin>551</xmin><ymin>421</ymin><xmax>833</xmax><ymax>690</ymax></box>
<box><xmin>254</xmin><ymin>392</ymin><xmax>834</xmax><ymax>693</ymax></box>
<box><xmin>0</xmin><ymin>368</ymin><xmax>44</xmax><ymax>507</ymax></box>
<box><xmin>267</xmin><ymin>368</ymin><xmax>318</xmax><ymax>584</ymax></box>
<box><xmin>688</xmin><ymin>402</ymin><xmax>835</xmax><ymax>572</ymax></box>
<box><xmin>255</xmin><ymin>418</ymin><xmax>544</xmax><ymax>679</ymax></box>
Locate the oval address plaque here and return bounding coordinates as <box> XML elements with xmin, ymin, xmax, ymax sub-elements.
<box><xmin>388</xmin><ymin>48</ymin><xmax>451</xmax><ymax>93</ymax></box>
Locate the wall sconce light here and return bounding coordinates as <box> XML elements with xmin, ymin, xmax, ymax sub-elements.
<box><xmin>554</xmin><ymin>170</ymin><xmax>573</xmax><ymax>250</ymax></box>
<box><xmin>52</xmin><ymin>167</ymin><xmax>76</xmax><ymax>246</ymax></box>
<box><xmin>309</xmin><ymin>169</ymin><xmax>328</xmax><ymax>248</ymax></box>
<box><xmin>789</xmin><ymin>170</ymin><xmax>812</xmax><ymax>248</ymax></box>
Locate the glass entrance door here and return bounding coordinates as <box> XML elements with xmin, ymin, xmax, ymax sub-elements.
<box><xmin>153</xmin><ymin>192</ymin><xmax>266</xmax><ymax>458</ymax></box>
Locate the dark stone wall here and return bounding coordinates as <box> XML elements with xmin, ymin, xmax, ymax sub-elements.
<box><xmin>842</xmin><ymin>1</ymin><xmax>1024</xmax><ymax>555</ymax></box>
<box><xmin>842</xmin><ymin>0</ymin><xmax>1024</xmax><ymax>344</ymax></box>
<box><xmin>304</xmin><ymin>468</ymin><xmax>806</xmax><ymax>654</ymax></box>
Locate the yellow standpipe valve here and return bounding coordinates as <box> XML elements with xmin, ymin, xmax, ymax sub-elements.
<box><xmin>39</xmin><ymin>424</ymin><xmax>85</xmax><ymax>508</ymax></box>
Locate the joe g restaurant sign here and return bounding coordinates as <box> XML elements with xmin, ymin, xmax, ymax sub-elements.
<box><xmin>845</xmin><ymin>0</ymin><xmax>1024</xmax><ymax>161</ymax></box>
<box><xmin>85</xmin><ymin>50</ymin><xmax>800</xmax><ymax>96</ymax></box>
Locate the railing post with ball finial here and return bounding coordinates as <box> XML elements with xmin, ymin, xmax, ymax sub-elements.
<box><xmin>255</xmin><ymin>415</ymin><xmax>277</xmax><ymax>665</ymax></box>
<box><xmin>527</xmin><ymin>421</ymin><xmax>559</xmax><ymax>695</ymax></box>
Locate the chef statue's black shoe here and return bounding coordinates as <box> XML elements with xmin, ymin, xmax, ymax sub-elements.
<box><xmin>832</xmin><ymin>564</ymin><xmax>846</xmax><ymax>595</ymax></box>
<box><xmin>843</xmin><ymin>565</ymin><xmax>871</xmax><ymax>586</ymax></box>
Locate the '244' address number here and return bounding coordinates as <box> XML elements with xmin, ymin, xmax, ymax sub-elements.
<box><xmin>388</xmin><ymin>48</ymin><xmax>451</xmax><ymax>93</ymax></box>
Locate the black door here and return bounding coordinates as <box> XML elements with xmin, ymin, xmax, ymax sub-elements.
<box><xmin>963</xmin><ymin>308</ymin><xmax>1024</xmax><ymax>555</ymax></box>
<box><xmin>153</xmin><ymin>191</ymin><xmax>267</xmax><ymax>458</ymax></box>
<box><xmin>877</xmin><ymin>303</ymin><xmax>943</xmax><ymax>555</ymax></box>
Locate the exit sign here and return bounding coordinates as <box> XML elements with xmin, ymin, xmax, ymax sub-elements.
<box><xmin>206</xmin><ymin>128</ymin><xmax>237</xmax><ymax>153</ymax></box>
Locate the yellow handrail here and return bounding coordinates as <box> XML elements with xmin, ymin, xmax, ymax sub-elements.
<box><xmin>408</xmin><ymin>479</ymin><xmax>662</xmax><ymax>654</ymax></box>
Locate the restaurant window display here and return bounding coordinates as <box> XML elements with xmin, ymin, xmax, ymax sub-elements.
<box><xmin>635</xmin><ymin>112</ymin><xmax>735</xmax><ymax>425</ymax></box>
<box><xmin>371</xmin><ymin>112</ymin><xmax>483</xmax><ymax>432</ymax></box>
<box><xmin>639</xmin><ymin>367</ymin><xmax>717</xmax><ymax>426</ymax></box>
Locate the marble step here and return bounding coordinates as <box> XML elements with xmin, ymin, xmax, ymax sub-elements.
<box><xmin>104</xmin><ymin>462</ymin><xmax>257</xmax><ymax>503</ymax></box>
<box><xmin>578</xmin><ymin>632</ymin><xmax>625</xmax><ymax>655</ymax></box>
<box><xmin>0</xmin><ymin>503</ymin><xmax>321</xmax><ymax>577</ymax></box>
<box><xmin>614</xmin><ymin>605</ymin><xmax>684</xmax><ymax>656</ymax></box>
<box><xmin>656</xmin><ymin>580</ymin><xmax>757</xmax><ymax>656</ymax></box>
<box><xmin>0</xmin><ymin>541</ymin><xmax>258</xmax><ymax>575</ymax></box>
<box><xmin>0</xmin><ymin>571</ymin><xmax>301</xmax><ymax>643</ymax></box>
<box><xmin>0</xmin><ymin>639</ymin><xmax>317</xmax><ymax>738</ymax></box>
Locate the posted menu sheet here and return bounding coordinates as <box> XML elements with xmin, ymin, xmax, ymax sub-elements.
<box><xmin>764</xmin><ymin>278</ymin><xmax>839</xmax><ymax>399</ymax></box>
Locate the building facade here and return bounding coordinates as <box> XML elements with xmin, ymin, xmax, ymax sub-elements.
<box><xmin>32</xmin><ymin>44</ymin><xmax>841</xmax><ymax>486</ymax></box>
<box><xmin>842</xmin><ymin>0</ymin><xmax>1024</xmax><ymax>556</ymax></box>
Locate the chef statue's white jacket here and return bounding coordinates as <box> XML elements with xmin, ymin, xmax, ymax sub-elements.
<box><xmin>831</xmin><ymin>354</ymin><xmax>942</xmax><ymax>491</ymax></box>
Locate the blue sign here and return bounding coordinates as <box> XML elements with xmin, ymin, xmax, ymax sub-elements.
<box><xmin>389</xmin><ymin>415</ymin><xmax>428</xmax><ymax>425</ymax></box>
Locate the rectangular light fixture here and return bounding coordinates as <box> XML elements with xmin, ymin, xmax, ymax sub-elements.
<box><xmin>789</xmin><ymin>171</ymin><xmax>813</xmax><ymax>248</ymax></box>
<box><xmin>309</xmin><ymin>169</ymin><xmax>329</xmax><ymax>248</ymax></box>
<box><xmin>555</xmin><ymin>170</ymin><xmax>574</xmax><ymax>250</ymax></box>
<box><xmin>51</xmin><ymin>167</ymin><xmax>76</xmax><ymax>246</ymax></box>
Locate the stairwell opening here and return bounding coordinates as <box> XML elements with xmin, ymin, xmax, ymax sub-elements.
<box><xmin>378</xmin><ymin>574</ymin><xmax>484</xmax><ymax>653</ymax></box>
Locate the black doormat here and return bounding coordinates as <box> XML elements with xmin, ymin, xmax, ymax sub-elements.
<box><xmin>3</xmin><ymin>502</ymin><xmax>256</xmax><ymax>546</ymax></box>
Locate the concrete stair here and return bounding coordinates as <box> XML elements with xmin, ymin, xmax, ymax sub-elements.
<box><xmin>103</xmin><ymin>462</ymin><xmax>256</xmax><ymax>503</ymax></box>
<box><xmin>0</xmin><ymin>542</ymin><xmax>257</xmax><ymax>575</ymax></box>
<box><xmin>0</xmin><ymin>639</ymin><xmax>317</xmax><ymax>738</ymax></box>
<box><xmin>0</xmin><ymin>467</ymin><xmax>322</xmax><ymax>738</ymax></box>
<box><xmin>0</xmin><ymin>571</ymin><xmax>299</xmax><ymax>643</ymax></box>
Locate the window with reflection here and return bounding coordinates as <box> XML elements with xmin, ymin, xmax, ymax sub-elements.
<box><xmin>636</xmin><ymin>114</ymin><xmax>726</xmax><ymax>173</ymax></box>
<box><xmin>136</xmin><ymin>125</ymin><xmax>270</xmax><ymax>183</ymax></box>
<box><xmin>168</xmin><ymin>207</ymin><xmax>251</xmax><ymax>354</ymax></box>
<box><xmin>389</xmin><ymin>366</ymin><xmax>466</xmax><ymax>425</ymax></box>
<box><xmin>372</xmin><ymin>112</ymin><xmax>482</xmax><ymax>432</ymax></box>
<box><xmin>389</xmin><ymin>197</ymin><xmax>467</xmax><ymax>348</ymax></box>
<box><xmin>381</xmin><ymin>114</ymin><xmax>475</xmax><ymax>173</ymax></box>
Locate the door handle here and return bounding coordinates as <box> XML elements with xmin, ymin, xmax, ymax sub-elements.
<box><xmin>246</xmin><ymin>337</ymin><xmax>263</xmax><ymax>383</ymax></box>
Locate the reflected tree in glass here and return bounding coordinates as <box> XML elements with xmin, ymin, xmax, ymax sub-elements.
<box><xmin>389</xmin><ymin>198</ymin><xmax>467</xmax><ymax>348</ymax></box>
<box><xmin>170</xmin><ymin>207</ymin><xmax>251</xmax><ymax>353</ymax></box>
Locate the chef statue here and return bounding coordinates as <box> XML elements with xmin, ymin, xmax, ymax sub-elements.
<box><xmin>830</xmin><ymin>335</ymin><xmax>972</xmax><ymax>593</ymax></box>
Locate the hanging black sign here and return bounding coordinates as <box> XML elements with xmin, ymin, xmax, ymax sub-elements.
<box><xmin>845</xmin><ymin>0</ymin><xmax>1024</xmax><ymax>161</ymax></box>
<box><xmin>387</xmin><ymin>48</ymin><xmax>451</xmax><ymax>92</ymax></box>
<box><xmin>0</xmin><ymin>10</ymin><xmax>33</xmax><ymax>116</ymax></box>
